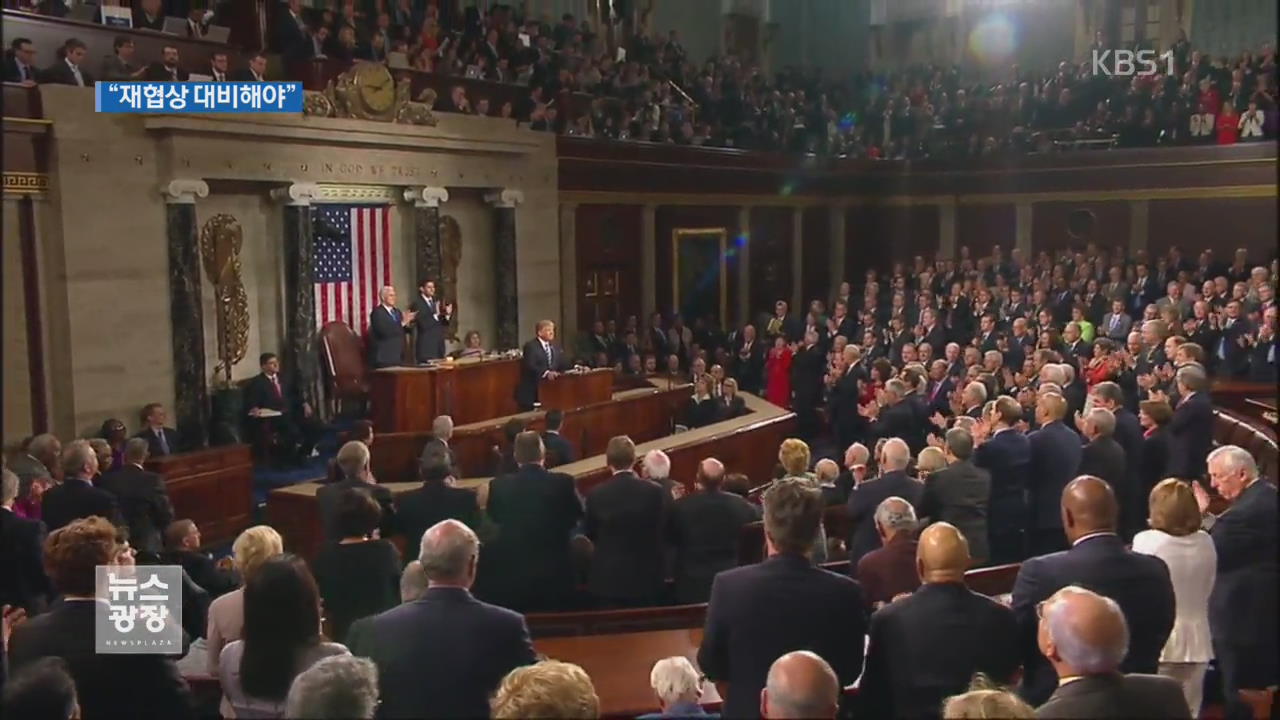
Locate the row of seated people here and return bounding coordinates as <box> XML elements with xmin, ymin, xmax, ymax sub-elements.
<box><xmin>3</xmin><ymin>34</ymin><xmax>268</xmax><ymax>84</ymax></box>
<box><xmin>2</xmin><ymin>434</ymin><xmax>1273</xmax><ymax>718</ymax></box>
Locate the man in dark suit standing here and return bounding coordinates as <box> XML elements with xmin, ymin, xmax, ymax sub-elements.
<box><xmin>1165</xmin><ymin>365</ymin><xmax>1213</xmax><ymax>480</ymax></box>
<box><xmin>584</xmin><ymin>436</ymin><xmax>666</xmax><ymax>607</ymax></box>
<box><xmin>846</xmin><ymin>438</ymin><xmax>923</xmax><ymax>567</ymax></box>
<box><xmin>860</xmin><ymin>523</ymin><xmax>1019</xmax><ymax>719</ymax></box>
<box><xmin>0</xmin><ymin>468</ymin><xmax>51</xmax><ymax>614</ymax></box>
<box><xmin>368</xmin><ymin>285</ymin><xmax>415</xmax><ymax>369</ymax></box>
<box><xmin>856</xmin><ymin>497</ymin><xmax>921</xmax><ymax>609</ymax></box>
<box><xmin>540</xmin><ymin>409</ymin><xmax>575</xmax><ymax>466</ymax></box>
<box><xmin>135</xmin><ymin>403</ymin><xmax>181</xmax><ymax>458</ymax></box>
<box><xmin>142</xmin><ymin>45</ymin><xmax>190</xmax><ymax>82</ymax></box>
<box><xmin>397</xmin><ymin>459</ymin><xmax>481</xmax><ymax>551</ymax></box>
<box><xmin>698</xmin><ymin>478</ymin><xmax>867</xmax><ymax>719</ymax></box>
<box><xmin>790</xmin><ymin>328</ymin><xmax>828</xmax><ymax>439</ymax></box>
<box><xmin>317</xmin><ymin>441</ymin><xmax>397</xmax><ymax>543</ymax></box>
<box><xmin>347</xmin><ymin>519</ymin><xmax>537</xmax><ymax>719</ymax></box>
<box><xmin>919</xmin><ymin>427</ymin><xmax>991</xmax><ymax>565</ymax></box>
<box><xmin>731</xmin><ymin>324</ymin><xmax>766</xmax><ymax>394</ymax></box>
<box><xmin>41</xmin><ymin>441</ymin><xmax>119</xmax><ymax>533</ymax></box>
<box><xmin>274</xmin><ymin>0</ymin><xmax>312</xmax><ymax>60</ymax></box>
<box><xmin>1213</xmin><ymin>300</ymin><xmax>1254</xmax><ymax>378</ymax></box>
<box><xmin>97</xmin><ymin>438</ymin><xmax>173</xmax><ymax>558</ymax></box>
<box><xmin>667</xmin><ymin>458</ymin><xmax>760</xmax><ymax>604</ymax></box>
<box><xmin>1026</xmin><ymin>393</ymin><xmax>1082</xmax><ymax>555</ymax></box>
<box><xmin>861</xmin><ymin>379</ymin><xmax>926</xmax><ymax>455</ymax></box>
<box><xmin>1196</xmin><ymin>446</ymin><xmax>1278</xmax><ymax>720</ymax></box>
<box><xmin>516</xmin><ymin>319</ymin><xmax>571</xmax><ymax>410</ymax></box>
<box><xmin>1077</xmin><ymin>408</ymin><xmax>1133</xmax><ymax>532</ymax></box>
<box><xmin>1034</xmin><ymin>585</ymin><xmax>1190</xmax><ymax>719</ymax></box>
<box><xmin>409</xmin><ymin>279</ymin><xmax>452</xmax><ymax>363</ymax></box>
<box><xmin>244</xmin><ymin>352</ymin><xmax>319</xmax><ymax>465</ymax></box>
<box><xmin>417</xmin><ymin>415</ymin><xmax>457</xmax><ymax>477</ymax></box>
<box><xmin>1010</xmin><ymin>476</ymin><xmax>1174</xmax><ymax>707</ymax></box>
<box><xmin>41</xmin><ymin>38</ymin><xmax>93</xmax><ymax>87</ymax></box>
<box><xmin>829</xmin><ymin>346</ymin><xmax>868</xmax><ymax>451</ymax></box>
<box><xmin>763</xmin><ymin>300</ymin><xmax>803</xmax><ymax>343</ymax></box>
<box><xmin>481</xmin><ymin>432</ymin><xmax>583</xmax><ymax>611</ymax></box>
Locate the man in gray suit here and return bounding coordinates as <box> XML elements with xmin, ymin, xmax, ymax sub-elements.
<box><xmin>419</xmin><ymin>415</ymin><xmax>457</xmax><ymax>477</ymax></box>
<box><xmin>1035</xmin><ymin>585</ymin><xmax>1190</xmax><ymax>719</ymax></box>
<box><xmin>1100</xmin><ymin>299</ymin><xmax>1133</xmax><ymax>343</ymax></box>
<box><xmin>918</xmin><ymin>427</ymin><xmax>991</xmax><ymax>565</ymax></box>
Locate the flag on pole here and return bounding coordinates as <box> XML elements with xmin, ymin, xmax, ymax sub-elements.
<box><xmin>312</xmin><ymin>204</ymin><xmax>393</xmax><ymax>335</ymax></box>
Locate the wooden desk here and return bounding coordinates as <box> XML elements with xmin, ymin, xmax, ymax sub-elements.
<box><xmin>145</xmin><ymin>445</ymin><xmax>253</xmax><ymax>547</ymax></box>
<box><xmin>538</xmin><ymin>368</ymin><xmax>615</xmax><ymax>412</ymax></box>
<box><xmin>369</xmin><ymin>357</ymin><xmax>521</xmax><ymax>432</ymax></box>
<box><xmin>534</xmin><ymin>628</ymin><xmax>719</xmax><ymax>717</ymax></box>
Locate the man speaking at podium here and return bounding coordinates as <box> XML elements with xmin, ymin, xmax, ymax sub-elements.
<box><xmin>517</xmin><ymin>320</ymin><xmax>572</xmax><ymax>410</ymax></box>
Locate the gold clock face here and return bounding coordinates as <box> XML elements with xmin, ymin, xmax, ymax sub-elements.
<box><xmin>356</xmin><ymin>63</ymin><xmax>395</xmax><ymax>114</ymax></box>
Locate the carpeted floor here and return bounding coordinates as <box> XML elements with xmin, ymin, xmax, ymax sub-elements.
<box><xmin>249</xmin><ymin>417</ymin><xmax>353</xmax><ymax>506</ymax></box>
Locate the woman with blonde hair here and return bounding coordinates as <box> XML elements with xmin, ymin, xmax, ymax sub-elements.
<box><xmin>491</xmin><ymin>660</ymin><xmax>599</xmax><ymax>719</ymax></box>
<box><xmin>776</xmin><ymin>438</ymin><xmax>827</xmax><ymax>562</ymax></box>
<box><xmin>1131</xmin><ymin>478</ymin><xmax>1216</xmax><ymax>715</ymax></box>
<box><xmin>206</xmin><ymin>525</ymin><xmax>284</xmax><ymax>677</ymax></box>
<box><xmin>941</xmin><ymin>675</ymin><xmax>1034</xmax><ymax>719</ymax></box>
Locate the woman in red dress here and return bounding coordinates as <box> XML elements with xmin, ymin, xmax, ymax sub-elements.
<box><xmin>765</xmin><ymin>336</ymin><xmax>793</xmax><ymax>408</ymax></box>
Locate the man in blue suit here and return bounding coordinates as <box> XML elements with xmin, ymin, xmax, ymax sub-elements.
<box><xmin>1027</xmin><ymin>393</ymin><xmax>1082</xmax><ymax>555</ymax></box>
<box><xmin>1010</xmin><ymin>476</ymin><xmax>1175</xmax><ymax>707</ymax></box>
<box><xmin>367</xmin><ymin>285</ymin><xmax>415</xmax><ymax>369</ymax></box>
<box><xmin>1197</xmin><ymin>446</ymin><xmax>1279</xmax><ymax>720</ymax></box>
<box><xmin>974</xmin><ymin>396</ymin><xmax>1033</xmax><ymax>564</ymax></box>
<box><xmin>1165</xmin><ymin>365</ymin><xmax>1213</xmax><ymax>480</ymax></box>
<box><xmin>347</xmin><ymin>519</ymin><xmax>536</xmax><ymax>719</ymax></box>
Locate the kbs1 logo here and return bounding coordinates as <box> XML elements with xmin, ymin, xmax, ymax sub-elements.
<box><xmin>1090</xmin><ymin>49</ymin><xmax>1175</xmax><ymax>77</ymax></box>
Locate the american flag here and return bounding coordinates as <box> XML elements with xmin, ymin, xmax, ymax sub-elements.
<box><xmin>312</xmin><ymin>205</ymin><xmax>393</xmax><ymax>335</ymax></box>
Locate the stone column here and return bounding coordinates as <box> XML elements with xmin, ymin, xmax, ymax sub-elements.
<box><xmin>641</xmin><ymin>204</ymin><xmax>657</xmax><ymax>317</ymax></box>
<box><xmin>1129</xmin><ymin>200</ymin><xmax>1149</xmax><ymax>257</ymax></box>
<box><xmin>790</xmin><ymin>206</ymin><xmax>803</xmax><ymax>310</ymax></box>
<box><xmin>938</xmin><ymin>199</ymin><xmax>957</xmax><ymax>260</ymax></box>
<box><xmin>270</xmin><ymin>182</ymin><xmax>321</xmax><ymax>410</ymax></box>
<box><xmin>1015</xmin><ymin>201</ymin><xmax>1033</xmax><ymax>258</ymax></box>
<box><xmin>161</xmin><ymin>179</ymin><xmax>210</xmax><ymax>450</ymax></box>
<box><xmin>485</xmin><ymin>189</ymin><xmax>524</xmax><ymax>350</ymax></box>
<box><xmin>403</xmin><ymin>186</ymin><xmax>450</xmax><ymax>286</ymax></box>
<box><xmin>829</xmin><ymin>204</ymin><xmax>846</xmax><ymax>297</ymax></box>
<box><xmin>559</xmin><ymin>202</ymin><xmax>579</xmax><ymax>340</ymax></box>
<box><xmin>737</xmin><ymin>206</ymin><xmax>751</xmax><ymax>326</ymax></box>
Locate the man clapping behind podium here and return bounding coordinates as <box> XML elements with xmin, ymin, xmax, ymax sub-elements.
<box><xmin>516</xmin><ymin>320</ymin><xmax>572</xmax><ymax>411</ymax></box>
<box><xmin>368</xmin><ymin>285</ymin><xmax>417</xmax><ymax>369</ymax></box>
<box><xmin>410</xmin><ymin>279</ymin><xmax>453</xmax><ymax>363</ymax></box>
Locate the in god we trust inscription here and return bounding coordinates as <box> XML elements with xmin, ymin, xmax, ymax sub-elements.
<box><xmin>95</xmin><ymin>565</ymin><xmax>183</xmax><ymax>654</ymax></box>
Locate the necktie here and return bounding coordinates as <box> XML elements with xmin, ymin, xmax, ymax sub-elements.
<box><xmin>19</xmin><ymin>63</ymin><xmax>28</xmax><ymax>81</ymax></box>
<box><xmin>157</xmin><ymin>430</ymin><xmax>170</xmax><ymax>455</ymax></box>
<box><xmin>271</xmin><ymin>375</ymin><xmax>282</xmax><ymax>399</ymax></box>
<box><xmin>72</xmin><ymin>65</ymin><xmax>83</xmax><ymax>86</ymax></box>
<box><xmin>544</xmin><ymin>342</ymin><xmax>552</xmax><ymax>366</ymax></box>
<box><xmin>1111</xmin><ymin>315</ymin><xmax>1119</xmax><ymax>331</ymax></box>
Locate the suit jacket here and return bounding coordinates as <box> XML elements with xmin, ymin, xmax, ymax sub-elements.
<box><xmin>856</xmin><ymin>535</ymin><xmax>920</xmax><ymax>608</ymax></box>
<box><xmin>8</xmin><ymin>600</ymin><xmax>194</xmax><ymax>720</ymax></box>
<box><xmin>41</xmin><ymin>60</ymin><xmax>94</xmax><ymax>86</ymax></box>
<box><xmin>244</xmin><ymin>372</ymin><xmax>301</xmax><ymax>415</ymax></box>
<box><xmin>716</xmin><ymin>394</ymin><xmax>747</xmax><ymax>421</ymax></box>
<box><xmin>142</xmin><ymin>63</ymin><xmax>190</xmax><ymax>82</ymax></box>
<box><xmin>868</xmin><ymin>401</ymin><xmax>926</xmax><ymax>456</ymax></box>
<box><xmin>133</xmin><ymin>9</ymin><xmax>166</xmax><ymax>30</ymax></box>
<box><xmin>584</xmin><ymin>471</ymin><xmax>667</xmax><ymax>603</ymax></box>
<box><xmin>667</xmin><ymin>490</ymin><xmax>760</xmax><ymax>604</ymax></box>
<box><xmin>417</xmin><ymin>437</ymin><xmax>457</xmax><ymax>476</ymax></box>
<box><xmin>396</xmin><ymin>481</ymin><xmax>480</xmax><ymax>547</ymax></box>
<box><xmin>410</xmin><ymin>293</ymin><xmax>450</xmax><ymax>362</ymax></box>
<box><xmin>1011</xmin><ymin>534</ymin><xmax>1175</xmax><ymax>706</ymax></box>
<box><xmin>0</xmin><ymin>509</ymin><xmax>50</xmax><ymax>613</ymax></box>
<box><xmin>316</xmin><ymin>478</ymin><xmax>398</xmax><ymax>542</ymax></box>
<box><xmin>3</xmin><ymin>54</ymin><xmax>37</xmax><ymax>83</ymax></box>
<box><xmin>480</xmin><ymin>464</ymin><xmax>582</xmax><ymax>610</ymax></box>
<box><xmin>134</xmin><ymin>426</ymin><xmax>180</xmax><ymax>457</ymax></box>
<box><xmin>698</xmin><ymin>554</ymin><xmax>867</xmax><ymax>718</ymax></box>
<box><xmin>228</xmin><ymin>68</ymin><xmax>264</xmax><ymax>81</ymax></box>
<box><xmin>1166</xmin><ymin>392</ymin><xmax>1212</xmax><ymax>479</ymax></box>
<box><xmin>540</xmin><ymin>431</ymin><xmax>575</xmax><ymax>467</ymax></box>
<box><xmin>97</xmin><ymin>465</ymin><xmax>174</xmax><ymax>555</ymax></box>
<box><xmin>1207</xmin><ymin>480</ymin><xmax>1278</xmax><ymax>649</ymax></box>
<box><xmin>1214</xmin><ymin>317</ymin><xmax>1254</xmax><ymax>377</ymax></box>
<box><xmin>1079</xmin><ymin>437</ymin><xmax>1129</xmax><ymax>504</ymax></box>
<box><xmin>347</xmin><ymin>586</ymin><xmax>537</xmax><ymax>719</ymax></box>
<box><xmin>163</xmin><ymin>549</ymin><xmax>240</xmax><ymax>599</ymax></box>
<box><xmin>1101</xmin><ymin>312</ymin><xmax>1133</xmax><ymax>341</ymax></box>
<box><xmin>847</xmin><ymin>470</ymin><xmax>924</xmax><ymax>567</ymax></box>
<box><xmin>99</xmin><ymin>54</ymin><xmax>140</xmax><ymax>81</ymax></box>
<box><xmin>732</xmin><ymin>339</ymin><xmax>766</xmax><ymax>394</ymax></box>
<box><xmin>516</xmin><ymin>338</ymin><xmax>570</xmax><ymax>409</ymax></box>
<box><xmin>368</xmin><ymin>304</ymin><xmax>409</xmax><ymax>368</ymax></box>
<box><xmin>860</xmin><ymin>582</ymin><xmax>1019</xmax><ymax>719</ymax></box>
<box><xmin>1027</xmin><ymin>421</ymin><xmax>1083</xmax><ymax>531</ymax></box>
<box><xmin>1035</xmin><ymin>673</ymin><xmax>1191</xmax><ymax>719</ymax></box>
<box><xmin>919</xmin><ymin>459</ymin><xmax>991</xmax><ymax>564</ymax></box>
<box><xmin>41</xmin><ymin>477</ymin><xmax>119</xmax><ymax>532</ymax></box>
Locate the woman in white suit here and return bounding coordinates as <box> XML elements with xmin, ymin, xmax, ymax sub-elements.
<box><xmin>1132</xmin><ymin>478</ymin><xmax>1217</xmax><ymax>716</ymax></box>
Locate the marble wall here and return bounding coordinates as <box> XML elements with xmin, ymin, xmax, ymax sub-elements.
<box><xmin>2</xmin><ymin>200</ymin><xmax>33</xmax><ymax>441</ymax></box>
<box><xmin>16</xmin><ymin>86</ymin><xmax>559</xmax><ymax>446</ymax></box>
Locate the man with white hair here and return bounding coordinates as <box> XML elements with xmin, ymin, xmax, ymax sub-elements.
<box><xmin>861</xmin><ymin>379</ymin><xmax>926</xmax><ymax>454</ymax></box>
<box><xmin>1</xmin><ymin>467</ymin><xmax>50</xmax><ymax>612</ymax></box>
<box><xmin>348</xmin><ymin>519</ymin><xmax>535</xmax><ymax>718</ymax></box>
<box><xmin>828</xmin><ymin>344</ymin><xmax>868</xmax><ymax>450</ymax></box>
<box><xmin>419</xmin><ymin>414</ymin><xmax>456</xmax><ymax>474</ymax></box>
<box><xmin>1194</xmin><ymin>446</ymin><xmax>1278</xmax><ymax>720</ymax></box>
<box><xmin>368</xmin><ymin>285</ymin><xmax>416</xmax><ymax>368</ymax></box>
<box><xmin>1077</xmin><ymin>408</ymin><xmax>1130</xmax><ymax>531</ymax></box>
<box><xmin>1037</xmin><ymin>362</ymin><xmax>1066</xmax><ymax>388</ymax></box>
<box><xmin>959</xmin><ymin>381</ymin><xmax>987</xmax><ymax>419</ymax></box>
<box><xmin>856</xmin><ymin>497</ymin><xmax>920</xmax><ymax>608</ymax></box>
<box><xmin>40</xmin><ymin>440</ymin><xmax>118</xmax><ymax>532</ymax></box>
<box><xmin>640</xmin><ymin>449</ymin><xmax>675</xmax><ymax>495</ymax></box>
<box><xmin>1036</xmin><ymin>585</ymin><xmax>1190</xmax><ymax>718</ymax></box>
<box><xmin>317</xmin><ymin>440</ymin><xmax>396</xmax><ymax>542</ymax></box>
<box><xmin>846</xmin><ymin>437</ymin><xmax>922</xmax><ymax>567</ymax></box>
<box><xmin>284</xmin><ymin>655</ymin><xmax>380</xmax><ymax>720</ymax></box>
<box><xmin>641</xmin><ymin>656</ymin><xmax>704</xmax><ymax>719</ymax></box>
<box><xmin>760</xmin><ymin>651</ymin><xmax>839</xmax><ymax>719</ymax></box>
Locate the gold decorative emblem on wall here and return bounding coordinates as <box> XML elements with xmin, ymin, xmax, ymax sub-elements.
<box><xmin>302</xmin><ymin>61</ymin><xmax>438</xmax><ymax>126</ymax></box>
<box><xmin>200</xmin><ymin>214</ymin><xmax>250</xmax><ymax>386</ymax></box>
<box><xmin>441</xmin><ymin>215</ymin><xmax>462</xmax><ymax>341</ymax></box>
